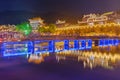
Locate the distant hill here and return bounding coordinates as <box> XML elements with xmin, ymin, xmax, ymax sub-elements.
<box><xmin>0</xmin><ymin>10</ymin><xmax>82</xmax><ymax>25</ymax></box>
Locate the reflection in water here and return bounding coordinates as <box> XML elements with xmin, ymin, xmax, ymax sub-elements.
<box><xmin>55</xmin><ymin>46</ymin><xmax>120</xmax><ymax>70</ymax></box>
<box><xmin>28</xmin><ymin>45</ymin><xmax>120</xmax><ymax>70</ymax></box>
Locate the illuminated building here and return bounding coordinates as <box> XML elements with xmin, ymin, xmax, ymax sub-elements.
<box><xmin>29</xmin><ymin>17</ymin><xmax>44</xmax><ymax>33</ymax></box>
<box><xmin>78</xmin><ymin>13</ymin><xmax>108</xmax><ymax>26</ymax></box>
<box><xmin>56</xmin><ymin>19</ymin><xmax>66</xmax><ymax>27</ymax></box>
<box><xmin>0</xmin><ymin>32</ymin><xmax>23</xmax><ymax>41</ymax></box>
<box><xmin>78</xmin><ymin>12</ymin><xmax>116</xmax><ymax>26</ymax></box>
<box><xmin>0</xmin><ymin>25</ymin><xmax>16</xmax><ymax>32</ymax></box>
<box><xmin>115</xmin><ymin>19</ymin><xmax>120</xmax><ymax>24</ymax></box>
<box><xmin>0</xmin><ymin>25</ymin><xmax>23</xmax><ymax>41</ymax></box>
<box><xmin>103</xmin><ymin>12</ymin><xmax>120</xmax><ymax>23</ymax></box>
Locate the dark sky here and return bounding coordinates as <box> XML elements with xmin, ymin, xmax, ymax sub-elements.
<box><xmin>0</xmin><ymin>0</ymin><xmax>120</xmax><ymax>24</ymax></box>
<box><xmin>0</xmin><ymin>0</ymin><xmax>120</xmax><ymax>14</ymax></box>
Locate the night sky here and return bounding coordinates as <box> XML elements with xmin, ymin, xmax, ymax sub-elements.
<box><xmin>0</xmin><ymin>0</ymin><xmax>120</xmax><ymax>13</ymax></box>
<box><xmin>0</xmin><ymin>0</ymin><xmax>120</xmax><ymax>24</ymax></box>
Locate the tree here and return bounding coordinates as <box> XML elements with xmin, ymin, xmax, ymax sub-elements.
<box><xmin>38</xmin><ymin>24</ymin><xmax>56</xmax><ymax>35</ymax></box>
<box><xmin>38</xmin><ymin>27</ymin><xmax>46</xmax><ymax>33</ymax></box>
<box><xmin>48</xmin><ymin>24</ymin><xmax>56</xmax><ymax>33</ymax></box>
<box><xmin>16</xmin><ymin>22</ymin><xmax>32</xmax><ymax>36</ymax></box>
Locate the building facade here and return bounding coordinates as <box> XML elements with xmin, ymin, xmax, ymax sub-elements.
<box><xmin>0</xmin><ymin>25</ymin><xmax>24</xmax><ymax>41</ymax></box>
<box><xmin>78</xmin><ymin>13</ymin><xmax>108</xmax><ymax>26</ymax></box>
<box><xmin>29</xmin><ymin>17</ymin><xmax>44</xmax><ymax>33</ymax></box>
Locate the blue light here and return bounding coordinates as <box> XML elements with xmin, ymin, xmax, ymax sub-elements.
<box><xmin>79</xmin><ymin>40</ymin><xmax>86</xmax><ymax>50</ymax></box>
<box><xmin>64</xmin><ymin>40</ymin><xmax>69</xmax><ymax>50</ymax></box>
<box><xmin>2</xmin><ymin>39</ymin><xmax>120</xmax><ymax>57</ymax></box>
<box><xmin>74</xmin><ymin>40</ymin><xmax>79</xmax><ymax>50</ymax></box>
<box><xmin>34</xmin><ymin>41</ymin><xmax>41</xmax><ymax>54</ymax></box>
<box><xmin>4</xmin><ymin>53</ymin><xmax>30</xmax><ymax>57</ymax></box>
<box><xmin>28</xmin><ymin>41</ymin><xmax>34</xmax><ymax>53</ymax></box>
<box><xmin>69</xmin><ymin>40</ymin><xmax>76</xmax><ymax>50</ymax></box>
<box><xmin>104</xmin><ymin>39</ymin><xmax>109</xmax><ymax>46</ymax></box>
<box><xmin>2</xmin><ymin>41</ymin><xmax>33</xmax><ymax>57</ymax></box>
<box><xmin>113</xmin><ymin>39</ymin><xmax>119</xmax><ymax>46</ymax></box>
<box><xmin>99</xmin><ymin>39</ymin><xmax>104</xmax><ymax>47</ymax></box>
<box><xmin>34</xmin><ymin>40</ymin><xmax>50</xmax><ymax>54</ymax></box>
<box><xmin>49</xmin><ymin>40</ymin><xmax>55</xmax><ymax>53</ymax></box>
<box><xmin>108</xmin><ymin>39</ymin><xmax>113</xmax><ymax>46</ymax></box>
<box><xmin>86</xmin><ymin>39</ymin><xmax>92</xmax><ymax>49</ymax></box>
<box><xmin>116</xmin><ymin>39</ymin><xmax>119</xmax><ymax>45</ymax></box>
<box><xmin>54</xmin><ymin>40</ymin><xmax>64</xmax><ymax>52</ymax></box>
<box><xmin>119</xmin><ymin>40</ymin><xmax>120</xmax><ymax>44</ymax></box>
<box><xmin>113</xmin><ymin>39</ymin><xmax>116</xmax><ymax>45</ymax></box>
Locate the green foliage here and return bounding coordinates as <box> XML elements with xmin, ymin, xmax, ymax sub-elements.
<box><xmin>16</xmin><ymin>22</ymin><xmax>32</xmax><ymax>35</ymax></box>
<box><xmin>38</xmin><ymin>27</ymin><xmax>46</xmax><ymax>33</ymax></box>
<box><xmin>38</xmin><ymin>24</ymin><xmax>56</xmax><ymax>34</ymax></box>
<box><xmin>48</xmin><ymin>24</ymin><xmax>56</xmax><ymax>33</ymax></box>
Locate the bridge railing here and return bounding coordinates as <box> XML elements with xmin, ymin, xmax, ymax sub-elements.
<box><xmin>0</xmin><ymin>38</ymin><xmax>119</xmax><ymax>57</ymax></box>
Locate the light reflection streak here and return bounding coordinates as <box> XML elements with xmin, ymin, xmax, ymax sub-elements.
<box><xmin>55</xmin><ymin>46</ymin><xmax>120</xmax><ymax>70</ymax></box>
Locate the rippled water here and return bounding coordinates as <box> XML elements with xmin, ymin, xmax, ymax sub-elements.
<box><xmin>1</xmin><ymin>46</ymin><xmax>120</xmax><ymax>80</ymax></box>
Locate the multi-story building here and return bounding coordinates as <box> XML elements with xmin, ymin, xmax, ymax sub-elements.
<box><xmin>0</xmin><ymin>25</ymin><xmax>16</xmax><ymax>32</ymax></box>
<box><xmin>0</xmin><ymin>31</ymin><xmax>23</xmax><ymax>41</ymax></box>
<box><xmin>29</xmin><ymin>17</ymin><xmax>44</xmax><ymax>33</ymax></box>
<box><xmin>115</xmin><ymin>19</ymin><xmax>120</xmax><ymax>24</ymax></box>
<box><xmin>78</xmin><ymin>14</ymin><xmax>108</xmax><ymax>26</ymax></box>
<box><xmin>0</xmin><ymin>25</ymin><xmax>23</xmax><ymax>41</ymax></box>
<box><xmin>78</xmin><ymin>12</ymin><xmax>114</xmax><ymax>26</ymax></box>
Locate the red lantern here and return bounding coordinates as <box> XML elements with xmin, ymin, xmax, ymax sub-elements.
<box><xmin>0</xmin><ymin>38</ymin><xmax>3</xmax><ymax>43</ymax></box>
